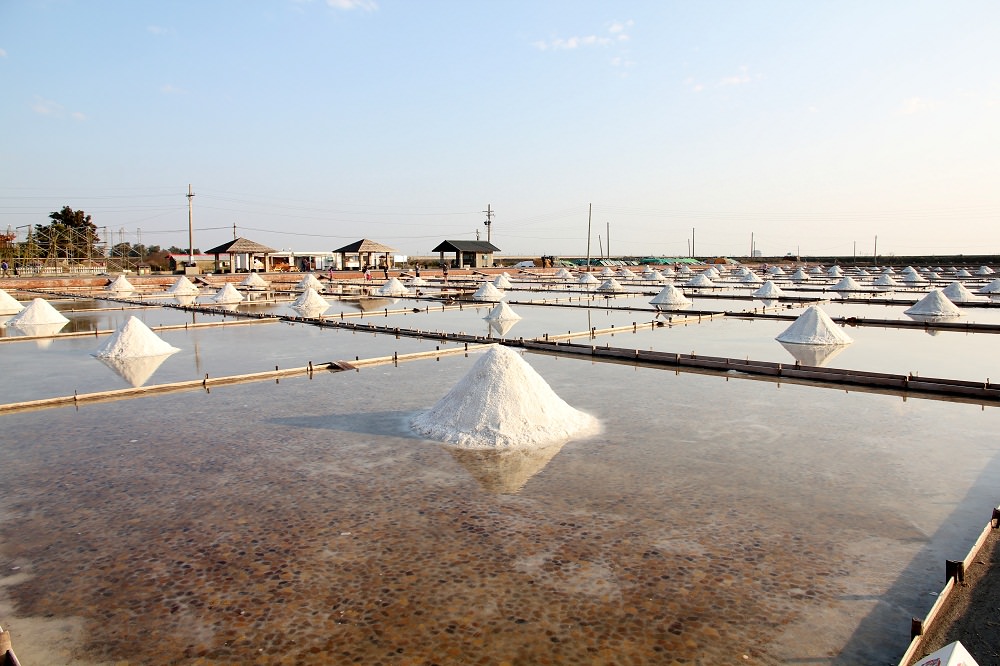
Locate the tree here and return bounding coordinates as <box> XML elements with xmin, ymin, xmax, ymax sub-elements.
<box><xmin>35</xmin><ymin>206</ymin><xmax>101</xmax><ymax>260</ymax></box>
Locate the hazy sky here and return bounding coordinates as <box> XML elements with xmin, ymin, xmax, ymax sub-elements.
<box><xmin>2</xmin><ymin>1</ymin><xmax>998</xmax><ymax>259</ymax></box>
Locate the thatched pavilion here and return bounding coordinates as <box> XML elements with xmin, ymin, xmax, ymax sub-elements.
<box><xmin>203</xmin><ymin>237</ymin><xmax>279</xmax><ymax>274</ymax></box>
<box><xmin>332</xmin><ymin>239</ymin><xmax>399</xmax><ymax>271</ymax></box>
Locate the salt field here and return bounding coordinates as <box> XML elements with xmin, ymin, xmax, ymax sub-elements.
<box><xmin>2</xmin><ymin>268</ymin><xmax>1000</xmax><ymax>665</ymax></box>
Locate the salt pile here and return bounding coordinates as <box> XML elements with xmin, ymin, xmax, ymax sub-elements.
<box><xmin>577</xmin><ymin>273</ymin><xmax>600</xmax><ymax>286</ymax></box>
<box><xmin>911</xmin><ymin>640</ymin><xmax>980</xmax><ymax>666</ymax></box>
<box><xmin>167</xmin><ymin>276</ymin><xmax>200</xmax><ymax>295</ymax></box>
<box><xmin>904</xmin><ymin>289</ymin><xmax>961</xmax><ymax>318</ymax></box>
<box><xmin>873</xmin><ymin>274</ymin><xmax>899</xmax><ymax>288</ymax></box>
<box><xmin>7</xmin><ymin>298</ymin><xmax>70</xmax><ymax>326</ymax></box>
<box><xmin>212</xmin><ymin>283</ymin><xmax>244</xmax><ymax>304</ymax></box>
<box><xmin>617</xmin><ymin>268</ymin><xmax>636</xmax><ymax>280</ymax></box>
<box><xmin>408</xmin><ymin>276</ymin><xmax>428</xmax><ymax>287</ymax></box>
<box><xmin>790</xmin><ymin>268</ymin><xmax>810</xmax><ymax>282</ymax></box>
<box><xmin>753</xmin><ymin>281</ymin><xmax>784</xmax><ymax>299</ymax></box>
<box><xmin>0</xmin><ymin>289</ymin><xmax>24</xmax><ymax>315</ymax></box>
<box><xmin>831</xmin><ymin>276</ymin><xmax>862</xmax><ymax>292</ymax></box>
<box><xmin>685</xmin><ymin>273</ymin><xmax>715</xmax><ymax>288</ymax></box>
<box><xmin>95</xmin><ymin>315</ymin><xmax>180</xmax><ymax>359</ymax></box>
<box><xmin>827</xmin><ymin>265</ymin><xmax>844</xmax><ymax>277</ymax></box>
<box><xmin>977</xmin><ymin>278</ymin><xmax>1000</xmax><ymax>295</ymax></box>
<box><xmin>742</xmin><ymin>272</ymin><xmax>763</xmax><ymax>284</ymax></box>
<box><xmin>775</xmin><ymin>305</ymin><xmax>853</xmax><ymax>345</ymax></box>
<box><xmin>649</xmin><ymin>284</ymin><xmax>692</xmax><ymax>308</ymax></box>
<box><xmin>809</xmin><ymin>266</ymin><xmax>825</xmax><ymax>275</ymax></box>
<box><xmin>292</xmin><ymin>287</ymin><xmax>330</xmax><ymax>311</ymax></box>
<box><xmin>375</xmin><ymin>277</ymin><xmax>410</xmax><ymax>297</ymax></box>
<box><xmin>676</xmin><ymin>265</ymin><xmax>693</xmax><ymax>275</ymax></box>
<box><xmin>702</xmin><ymin>266</ymin><xmax>720</xmax><ymax>279</ymax></box>
<box><xmin>599</xmin><ymin>267</ymin><xmax>615</xmax><ymax>277</ymax></box>
<box><xmin>902</xmin><ymin>272</ymin><xmax>929</xmax><ymax>284</ymax></box>
<box><xmin>767</xmin><ymin>266</ymin><xmax>786</xmax><ymax>276</ymax></box>
<box><xmin>597</xmin><ymin>278</ymin><xmax>624</xmax><ymax>292</ymax></box>
<box><xmin>410</xmin><ymin>345</ymin><xmax>600</xmax><ymax>450</ymax></box>
<box><xmin>554</xmin><ymin>268</ymin><xmax>573</xmax><ymax>279</ymax></box>
<box><xmin>955</xmin><ymin>268</ymin><xmax>972</xmax><ymax>278</ymax></box>
<box><xmin>241</xmin><ymin>272</ymin><xmax>270</xmax><ymax>289</ymax></box>
<box><xmin>648</xmin><ymin>270</ymin><xmax>666</xmax><ymax>281</ymax></box>
<box><xmin>106</xmin><ymin>275</ymin><xmax>135</xmax><ymax>293</ymax></box>
<box><xmin>942</xmin><ymin>281</ymin><xmax>980</xmax><ymax>303</ymax></box>
<box><xmin>493</xmin><ymin>274</ymin><xmax>514</xmax><ymax>289</ymax></box>
<box><xmin>296</xmin><ymin>274</ymin><xmax>325</xmax><ymax>291</ymax></box>
<box><xmin>484</xmin><ymin>301</ymin><xmax>521</xmax><ymax>322</ymax></box>
<box><xmin>472</xmin><ymin>282</ymin><xmax>504</xmax><ymax>301</ymax></box>
<box><xmin>978</xmin><ymin>265</ymin><xmax>994</xmax><ymax>276</ymax></box>
<box><xmin>660</xmin><ymin>266</ymin><xmax>676</xmax><ymax>277</ymax></box>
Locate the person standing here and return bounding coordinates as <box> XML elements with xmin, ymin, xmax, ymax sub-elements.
<box><xmin>0</xmin><ymin>261</ymin><xmax>8</xmax><ymax>277</ymax></box>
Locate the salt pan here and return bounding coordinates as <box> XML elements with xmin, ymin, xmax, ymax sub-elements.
<box><xmin>410</xmin><ymin>345</ymin><xmax>600</xmax><ymax>450</ymax></box>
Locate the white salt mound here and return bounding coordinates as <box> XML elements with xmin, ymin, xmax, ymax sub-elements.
<box><xmin>978</xmin><ymin>278</ymin><xmax>1000</xmax><ymax>295</ymax></box>
<box><xmin>597</xmin><ymin>278</ymin><xmax>624</xmax><ymax>292</ymax></box>
<box><xmin>577</xmin><ymin>273</ymin><xmax>600</xmax><ymax>285</ymax></box>
<box><xmin>649</xmin><ymin>285</ymin><xmax>691</xmax><ymax>307</ymax></box>
<box><xmin>753</xmin><ymin>281</ymin><xmax>784</xmax><ymax>299</ymax></box>
<box><xmin>7</xmin><ymin>298</ymin><xmax>70</xmax><ymax>326</ymax></box>
<box><xmin>410</xmin><ymin>345</ymin><xmax>601</xmax><ymax>450</ymax></box>
<box><xmin>375</xmin><ymin>277</ymin><xmax>409</xmax><ymax>297</ymax></box>
<box><xmin>95</xmin><ymin>316</ymin><xmax>180</xmax><ymax>359</ymax></box>
<box><xmin>409</xmin><ymin>276</ymin><xmax>428</xmax><ymax>287</ymax></box>
<box><xmin>473</xmin><ymin>282</ymin><xmax>504</xmax><ymax>301</ymax></box>
<box><xmin>241</xmin><ymin>272</ymin><xmax>269</xmax><ymax>289</ymax></box>
<box><xmin>484</xmin><ymin>301</ymin><xmax>521</xmax><ymax>322</ymax></box>
<box><xmin>904</xmin><ymin>289</ymin><xmax>961</xmax><ymax>317</ymax></box>
<box><xmin>942</xmin><ymin>281</ymin><xmax>980</xmax><ymax>303</ymax></box>
<box><xmin>831</xmin><ymin>276</ymin><xmax>862</xmax><ymax>291</ymax></box>
<box><xmin>212</xmin><ymin>283</ymin><xmax>244</xmax><ymax>304</ymax></box>
<box><xmin>106</xmin><ymin>275</ymin><xmax>135</xmax><ymax>292</ymax></box>
<box><xmin>685</xmin><ymin>274</ymin><xmax>715</xmax><ymax>288</ymax></box>
<box><xmin>167</xmin><ymin>276</ymin><xmax>200</xmax><ymax>295</ymax></box>
<box><xmin>292</xmin><ymin>287</ymin><xmax>330</xmax><ymax>310</ymax></box>
<box><xmin>296</xmin><ymin>274</ymin><xmax>324</xmax><ymax>291</ymax></box>
<box><xmin>493</xmin><ymin>274</ymin><xmax>514</xmax><ymax>289</ymax></box>
<box><xmin>0</xmin><ymin>289</ymin><xmax>24</xmax><ymax>315</ymax></box>
<box><xmin>775</xmin><ymin>305</ymin><xmax>853</xmax><ymax>345</ymax></box>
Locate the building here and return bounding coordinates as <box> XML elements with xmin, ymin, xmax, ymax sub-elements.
<box><xmin>431</xmin><ymin>240</ymin><xmax>501</xmax><ymax>269</ymax></box>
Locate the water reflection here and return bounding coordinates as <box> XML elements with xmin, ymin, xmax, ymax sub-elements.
<box><xmin>5</xmin><ymin>321</ymin><xmax>68</xmax><ymax>347</ymax></box>
<box><xmin>778</xmin><ymin>341</ymin><xmax>848</xmax><ymax>367</ymax></box>
<box><xmin>96</xmin><ymin>353</ymin><xmax>175</xmax><ymax>387</ymax></box>
<box><xmin>448</xmin><ymin>442</ymin><xmax>566</xmax><ymax>494</ymax></box>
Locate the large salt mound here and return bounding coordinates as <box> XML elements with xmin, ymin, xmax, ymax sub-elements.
<box><xmin>775</xmin><ymin>305</ymin><xmax>853</xmax><ymax>345</ymax></box>
<box><xmin>7</xmin><ymin>298</ymin><xmax>70</xmax><ymax>326</ymax></box>
<box><xmin>597</xmin><ymin>278</ymin><xmax>624</xmax><ymax>292</ymax></box>
<box><xmin>831</xmin><ymin>276</ymin><xmax>862</xmax><ymax>291</ymax></box>
<box><xmin>167</xmin><ymin>276</ymin><xmax>200</xmax><ymax>295</ymax></box>
<box><xmin>375</xmin><ymin>277</ymin><xmax>410</xmax><ymax>297</ymax></box>
<box><xmin>942</xmin><ymin>281</ymin><xmax>980</xmax><ymax>303</ymax></box>
<box><xmin>408</xmin><ymin>276</ymin><xmax>428</xmax><ymax>287</ymax></box>
<box><xmin>212</xmin><ymin>283</ymin><xmax>244</xmax><ymax>304</ymax></box>
<box><xmin>649</xmin><ymin>284</ymin><xmax>691</xmax><ymax>308</ymax></box>
<box><xmin>296</xmin><ymin>274</ymin><xmax>325</xmax><ymax>291</ymax></box>
<box><xmin>95</xmin><ymin>316</ymin><xmax>180</xmax><ymax>359</ymax></box>
<box><xmin>753</xmin><ymin>281</ymin><xmax>784</xmax><ymax>299</ymax></box>
<box><xmin>106</xmin><ymin>275</ymin><xmax>135</xmax><ymax>293</ymax></box>
<box><xmin>0</xmin><ymin>289</ymin><xmax>24</xmax><ymax>315</ymax></box>
<box><xmin>904</xmin><ymin>289</ymin><xmax>961</xmax><ymax>317</ymax></box>
<box><xmin>493</xmin><ymin>274</ymin><xmax>513</xmax><ymax>289</ymax></box>
<box><xmin>685</xmin><ymin>273</ymin><xmax>715</xmax><ymax>288</ymax></box>
<box><xmin>410</xmin><ymin>345</ymin><xmax>601</xmax><ymax>450</ymax></box>
<box><xmin>292</xmin><ymin>287</ymin><xmax>330</xmax><ymax>311</ymax></box>
<box><xmin>484</xmin><ymin>301</ymin><xmax>521</xmax><ymax>321</ymax></box>
<box><xmin>554</xmin><ymin>268</ymin><xmax>573</xmax><ymax>279</ymax></box>
<box><xmin>977</xmin><ymin>278</ymin><xmax>1000</xmax><ymax>295</ymax></box>
<box><xmin>472</xmin><ymin>282</ymin><xmax>504</xmax><ymax>301</ymax></box>
<box><xmin>790</xmin><ymin>268</ymin><xmax>810</xmax><ymax>282</ymax></box>
<box><xmin>241</xmin><ymin>272</ymin><xmax>270</xmax><ymax>289</ymax></box>
<box><xmin>577</xmin><ymin>273</ymin><xmax>599</xmax><ymax>285</ymax></box>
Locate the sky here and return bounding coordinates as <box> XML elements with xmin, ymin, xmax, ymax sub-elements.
<box><xmin>1</xmin><ymin>0</ymin><xmax>998</xmax><ymax>260</ymax></box>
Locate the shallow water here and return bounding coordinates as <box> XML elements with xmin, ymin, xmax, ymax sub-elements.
<box><xmin>2</xmin><ymin>292</ymin><xmax>1000</xmax><ymax>664</ymax></box>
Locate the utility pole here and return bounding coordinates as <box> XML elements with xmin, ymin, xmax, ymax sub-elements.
<box><xmin>606</xmin><ymin>222</ymin><xmax>610</xmax><ymax>259</ymax></box>
<box><xmin>482</xmin><ymin>204</ymin><xmax>494</xmax><ymax>243</ymax></box>
<box><xmin>750</xmin><ymin>232</ymin><xmax>754</xmax><ymax>258</ymax></box>
<box><xmin>233</xmin><ymin>222</ymin><xmax>237</xmax><ymax>240</ymax></box>
<box><xmin>874</xmin><ymin>235</ymin><xmax>878</xmax><ymax>263</ymax></box>
<box><xmin>585</xmin><ymin>203</ymin><xmax>592</xmax><ymax>271</ymax></box>
<box><xmin>691</xmin><ymin>228</ymin><xmax>696</xmax><ymax>258</ymax></box>
<box><xmin>186</xmin><ymin>184</ymin><xmax>195</xmax><ymax>265</ymax></box>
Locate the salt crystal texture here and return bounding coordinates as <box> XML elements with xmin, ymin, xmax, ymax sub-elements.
<box><xmin>7</xmin><ymin>298</ymin><xmax>70</xmax><ymax>326</ymax></box>
<box><xmin>410</xmin><ymin>345</ymin><xmax>600</xmax><ymax>450</ymax></box>
<box><xmin>0</xmin><ymin>289</ymin><xmax>24</xmax><ymax>315</ymax></box>
<box><xmin>95</xmin><ymin>316</ymin><xmax>180</xmax><ymax>358</ymax></box>
<box><xmin>775</xmin><ymin>305</ymin><xmax>853</xmax><ymax>345</ymax></box>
